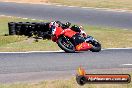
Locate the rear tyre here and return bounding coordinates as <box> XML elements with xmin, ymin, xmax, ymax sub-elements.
<box><xmin>57</xmin><ymin>36</ymin><xmax>75</xmax><ymax>53</ymax></box>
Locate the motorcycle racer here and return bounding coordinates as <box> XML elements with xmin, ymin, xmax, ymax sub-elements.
<box><xmin>49</xmin><ymin>21</ymin><xmax>92</xmax><ymax>51</ymax></box>
<box><xmin>55</xmin><ymin>21</ymin><xmax>87</xmax><ymax>38</ymax></box>
<box><xmin>70</xmin><ymin>25</ymin><xmax>87</xmax><ymax>38</ymax></box>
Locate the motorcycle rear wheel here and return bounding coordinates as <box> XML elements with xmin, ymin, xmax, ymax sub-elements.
<box><xmin>57</xmin><ymin>36</ymin><xmax>76</xmax><ymax>53</ymax></box>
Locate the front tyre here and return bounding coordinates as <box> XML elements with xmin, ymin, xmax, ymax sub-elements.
<box><xmin>90</xmin><ymin>41</ymin><xmax>101</xmax><ymax>52</ymax></box>
<box><xmin>57</xmin><ymin>36</ymin><xmax>76</xmax><ymax>53</ymax></box>
<box><xmin>85</xmin><ymin>36</ymin><xmax>101</xmax><ymax>52</ymax></box>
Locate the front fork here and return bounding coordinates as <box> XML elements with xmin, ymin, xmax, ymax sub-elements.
<box><xmin>85</xmin><ymin>36</ymin><xmax>97</xmax><ymax>43</ymax></box>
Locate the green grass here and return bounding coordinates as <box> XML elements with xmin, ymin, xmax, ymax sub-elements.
<box><xmin>0</xmin><ymin>75</ymin><xmax>132</xmax><ymax>88</ymax></box>
<box><xmin>0</xmin><ymin>35</ymin><xmax>26</xmax><ymax>46</ymax></box>
<box><xmin>48</xmin><ymin>0</ymin><xmax>132</xmax><ymax>10</ymax></box>
<box><xmin>0</xmin><ymin>16</ymin><xmax>132</xmax><ymax>52</ymax></box>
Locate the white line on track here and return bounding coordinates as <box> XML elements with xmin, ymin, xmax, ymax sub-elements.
<box><xmin>102</xmin><ymin>48</ymin><xmax>132</xmax><ymax>50</ymax></box>
<box><xmin>0</xmin><ymin>50</ymin><xmax>64</xmax><ymax>54</ymax></box>
<box><xmin>31</xmin><ymin>19</ymin><xmax>36</xmax><ymax>20</ymax></box>
<box><xmin>0</xmin><ymin>15</ymin><xmax>41</xmax><ymax>21</ymax></box>
<box><xmin>23</xmin><ymin>18</ymin><xmax>28</xmax><ymax>19</ymax></box>
<box><xmin>52</xmin><ymin>3</ymin><xmax>132</xmax><ymax>13</ymax></box>
<box><xmin>122</xmin><ymin>64</ymin><xmax>132</xmax><ymax>66</ymax></box>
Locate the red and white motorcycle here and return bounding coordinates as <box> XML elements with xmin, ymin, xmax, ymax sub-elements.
<box><xmin>49</xmin><ymin>21</ymin><xmax>101</xmax><ymax>53</ymax></box>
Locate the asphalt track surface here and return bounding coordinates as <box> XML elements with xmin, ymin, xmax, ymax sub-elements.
<box><xmin>0</xmin><ymin>2</ymin><xmax>132</xmax><ymax>29</ymax></box>
<box><xmin>0</xmin><ymin>49</ymin><xmax>132</xmax><ymax>83</ymax></box>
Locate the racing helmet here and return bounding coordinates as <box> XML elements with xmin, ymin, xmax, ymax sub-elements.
<box><xmin>71</xmin><ymin>25</ymin><xmax>81</xmax><ymax>32</ymax></box>
<box><xmin>65</xmin><ymin>22</ymin><xmax>71</xmax><ymax>27</ymax></box>
<box><xmin>55</xmin><ymin>21</ymin><xmax>63</xmax><ymax>27</ymax></box>
<box><xmin>49</xmin><ymin>21</ymin><xmax>59</xmax><ymax>28</ymax></box>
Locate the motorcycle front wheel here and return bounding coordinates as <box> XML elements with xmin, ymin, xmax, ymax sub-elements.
<box><xmin>85</xmin><ymin>36</ymin><xmax>101</xmax><ymax>52</ymax></box>
<box><xmin>90</xmin><ymin>40</ymin><xmax>101</xmax><ymax>52</ymax></box>
<box><xmin>57</xmin><ymin>36</ymin><xmax>76</xmax><ymax>53</ymax></box>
